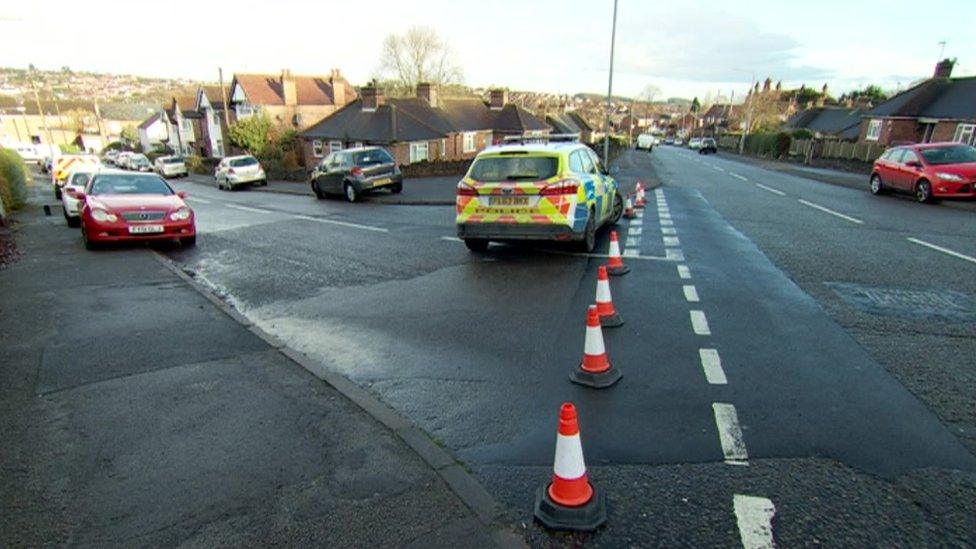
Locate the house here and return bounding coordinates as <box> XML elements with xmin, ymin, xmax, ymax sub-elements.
<box><xmin>229</xmin><ymin>69</ymin><xmax>356</xmax><ymax>132</ymax></box>
<box><xmin>298</xmin><ymin>84</ymin><xmax>550</xmax><ymax>167</ymax></box>
<box><xmin>161</xmin><ymin>96</ymin><xmax>203</xmax><ymax>156</ymax></box>
<box><xmin>784</xmin><ymin>107</ymin><xmax>862</xmax><ymax>140</ymax></box>
<box><xmin>137</xmin><ymin>112</ymin><xmax>168</xmax><ymax>152</ymax></box>
<box><xmin>858</xmin><ymin>59</ymin><xmax>976</xmax><ymax>146</ymax></box>
<box><xmin>546</xmin><ymin>111</ymin><xmax>596</xmax><ymax>143</ymax></box>
<box><xmin>195</xmin><ymin>86</ymin><xmax>230</xmax><ymax>158</ymax></box>
<box><xmin>700</xmin><ymin>103</ymin><xmax>743</xmax><ymax>134</ymax></box>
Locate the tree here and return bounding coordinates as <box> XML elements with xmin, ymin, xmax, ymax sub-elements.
<box><xmin>840</xmin><ymin>85</ymin><xmax>887</xmax><ymax>105</ymax></box>
<box><xmin>690</xmin><ymin>97</ymin><xmax>701</xmax><ymax>113</ymax></box>
<box><xmin>377</xmin><ymin>26</ymin><xmax>463</xmax><ymax>94</ymax></box>
<box><xmin>120</xmin><ymin>125</ymin><xmax>139</xmax><ymax>146</ymax></box>
<box><xmin>227</xmin><ymin>113</ymin><xmax>273</xmax><ymax>155</ymax></box>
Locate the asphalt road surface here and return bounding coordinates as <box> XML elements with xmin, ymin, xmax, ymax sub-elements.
<box><xmin>162</xmin><ymin>149</ymin><xmax>976</xmax><ymax>546</ymax></box>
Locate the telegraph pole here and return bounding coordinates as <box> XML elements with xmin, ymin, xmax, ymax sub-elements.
<box><xmin>28</xmin><ymin>70</ymin><xmax>55</xmax><ymax>147</ymax></box>
<box><xmin>602</xmin><ymin>0</ymin><xmax>619</xmax><ymax>167</ymax></box>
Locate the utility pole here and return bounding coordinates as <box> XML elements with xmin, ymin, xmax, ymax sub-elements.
<box><xmin>602</xmin><ymin>0</ymin><xmax>619</xmax><ymax>167</ymax></box>
<box><xmin>28</xmin><ymin>70</ymin><xmax>55</xmax><ymax>147</ymax></box>
<box><xmin>219</xmin><ymin>67</ymin><xmax>231</xmax><ymax>127</ymax></box>
<box><xmin>93</xmin><ymin>99</ymin><xmax>107</xmax><ymax>145</ymax></box>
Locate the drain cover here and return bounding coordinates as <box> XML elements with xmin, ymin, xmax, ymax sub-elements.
<box><xmin>827</xmin><ymin>282</ymin><xmax>976</xmax><ymax>323</ymax></box>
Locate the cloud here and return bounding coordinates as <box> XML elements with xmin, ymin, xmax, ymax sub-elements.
<box><xmin>611</xmin><ymin>8</ymin><xmax>832</xmax><ymax>84</ymax></box>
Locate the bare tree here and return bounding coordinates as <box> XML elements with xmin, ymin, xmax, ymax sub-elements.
<box><xmin>377</xmin><ymin>26</ymin><xmax>463</xmax><ymax>94</ymax></box>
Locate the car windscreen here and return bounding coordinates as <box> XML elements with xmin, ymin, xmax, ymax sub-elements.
<box><xmin>69</xmin><ymin>173</ymin><xmax>90</xmax><ymax>187</ymax></box>
<box><xmin>132</xmin><ymin>155</ymin><xmax>149</xmax><ymax>163</ymax></box>
<box><xmin>469</xmin><ymin>155</ymin><xmax>559</xmax><ymax>181</ymax></box>
<box><xmin>89</xmin><ymin>174</ymin><xmax>173</xmax><ymax>195</ymax></box>
<box><xmin>230</xmin><ymin>157</ymin><xmax>258</xmax><ymax>167</ymax></box>
<box><xmin>351</xmin><ymin>149</ymin><xmax>394</xmax><ymax>166</ymax></box>
<box><xmin>919</xmin><ymin>145</ymin><xmax>976</xmax><ymax>166</ymax></box>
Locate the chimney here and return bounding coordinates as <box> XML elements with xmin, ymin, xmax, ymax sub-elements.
<box><xmin>361</xmin><ymin>84</ymin><xmax>384</xmax><ymax>112</ymax></box>
<box><xmin>416</xmin><ymin>82</ymin><xmax>437</xmax><ymax>108</ymax></box>
<box><xmin>281</xmin><ymin>69</ymin><xmax>297</xmax><ymax>106</ymax></box>
<box><xmin>934</xmin><ymin>58</ymin><xmax>955</xmax><ymax>79</ymax></box>
<box><xmin>329</xmin><ymin>69</ymin><xmax>346</xmax><ymax>106</ymax></box>
<box><xmin>489</xmin><ymin>89</ymin><xmax>508</xmax><ymax>111</ymax></box>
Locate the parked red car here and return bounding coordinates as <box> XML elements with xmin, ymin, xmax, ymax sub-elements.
<box><xmin>73</xmin><ymin>170</ymin><xmax>196</xmax><ymax>249</ymax></box>
<box><xmin>870</xmin><ymin>142</ymin><xmax>976</xmax><ymax>203</ymax></box>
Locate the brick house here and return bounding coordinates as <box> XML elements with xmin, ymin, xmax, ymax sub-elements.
<box><xmin>228</xmin><ymin>69</ymin><xmax>357</xmax><ymax>132</ymax></box>
<box><xmin>784</xmin><ymin>107</ymin><xmax>862</xmax><ymax>141</ymax></box>
<box><xmin>858</xmin><ymin>59</ymin><xmax>976</xmax><ymax>146</ymax></box>
<box><xmin>298</xmin><ymin>84</ymin><xmax>550</xmax><ymax>167</ymax></box>
<box><xmin>546</xmin><ymin>111</ymin><xmax>596</xmax><ymax>143</ymax></box>
<box><xmin>161</xmin><ymin>96</ymin><xmax>204</xmax><ymax>156</ymax></box>
<box><xmin>195</xmin><ymin>86</ymin><xmax>230</xmax><ymax>158</ymax></box>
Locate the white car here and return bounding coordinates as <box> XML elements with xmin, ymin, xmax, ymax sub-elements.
<box><xmin>636</xmin><ymin>134</ymin><xmax>656</xmax><ymax>150</ymax></box>
<box><xmin>61</xmin><ymin>166</ymin><xmax>100</xmax><ymax>227</ymax></box>
<box><xmin>688</xmin><ymin>138</ymin><xmax>703</xmax><ymax>150</ymax></box>
<box><xmin>215</xmin><ymin>155</ymin><xmax>267</xmax><ymax>191</ymax></box>
<box><xmin>155</xmin><ymin>156</ymin><xmax>188</xmax><ymax>178</ymax></box>
<box><xmin>115</xmin><ymin>152</ymin><xmax>135</xmax><ymax>169</ymax></box>
<box><xmin>103</xmin><ymin>149</ymin><xmax>120</xmax><ymax>165</ymax></box>
<box><xmin>14</xmin><ymin>144</ymin><xmax>41</xmax><ymax>164</ymax></box>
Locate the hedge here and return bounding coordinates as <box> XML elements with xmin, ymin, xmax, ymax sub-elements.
<box><xmin>0</xmin><ymin>147</ymin><xmax>30</xmax><ymax>211</ymax></box>
<box><xmin>741</xmin><ymin>132</ymin><xmax>792</xmax><ymax>159</ymax></box>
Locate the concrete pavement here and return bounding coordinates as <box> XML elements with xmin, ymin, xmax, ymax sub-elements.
<box><xmin>0</xmin><ymin>178</ymin><xmax>517</xmax><ymax>546</ymax></box>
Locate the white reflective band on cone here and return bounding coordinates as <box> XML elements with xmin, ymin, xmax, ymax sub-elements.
<box><xmin>584</xmin><ymin>325</ymin><xmax>606</xmax><ymax>355</ymax></box>
<box><xmin>608</xmin><ymin>239</ymin><xmax>621</xmax><ymax>257</ymax></box>
<box><xmin>596</xmin><ymin>280</ymin><xmax>612</xmax><ymax>303</ymax></box>
<box><xmin>553</xmin><ymin>433</ymin><xmax>587</xmax><ymax>479</ymax></box>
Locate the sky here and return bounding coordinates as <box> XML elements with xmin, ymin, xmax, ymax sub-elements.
<box><xmin>2</xmin><ymin>0</ymin><xmax>975</xmax><ymax>101</ymax></box>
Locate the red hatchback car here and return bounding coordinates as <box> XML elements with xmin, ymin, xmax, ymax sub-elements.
<box><xmin>73</xmin><ymin>170</ymin><xmax>196</xmax><ymax>249</ymax></box>
<box><xmin>870</xmin><ymin>142</ymin><xmax>976</xmax><ymax>203</ymax></box>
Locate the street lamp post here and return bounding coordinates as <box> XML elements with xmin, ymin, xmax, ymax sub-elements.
<box><xmin>602</xmin><ymin>0</ymin><xmax>619</xmax><ymax>168</ymax></box>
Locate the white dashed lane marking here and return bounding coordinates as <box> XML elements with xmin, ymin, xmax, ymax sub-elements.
<box><xmin>677</xmin><ymin>264</ymin><xmax>691</xmax><ymax>279</ymax></box>
<box><xmin>666</xmin><ymin>248</ymin><xmax>684</xmax><ymax>261</ymax></box>
<box><xmin>798</xmin><ymin>199</ymin><xmax>863</xmax><ymax>224</ymax></box>
<box><xmin>625</xmin><ymin>236</ymin><xmax>640</xmax><ymax>247</ymax></box>
<box><xmin>631</xmin><ymin>218</ymin><xmax>643</xmax><ymax>226</ymax></box>
<box><xmin>734</xmin><ymin>495</ymin><xmax>776</xmax><ymax>549</ymax></box>
<box><xmin>294</xmin><ymin>214</ymin><xmax>389</xmax><ymax>233</ymax></box>
<box><xmin>661</xmin><ymin>227</ymin><xmax>677</xmax><ymax>235</ymax></box>
<box><xmin>713</xmin><ymin>166</ymin><xmax>726</xmax><ymax>173</ymax></box>
<box><xmin>712</xmin><ymin>402</ymin><xmax>748</xmax><ymax>464</ymax></box>
<box><xmin>699</xmin><ymin>348</ymin><xmax>728</xmax><ymax>384</ymax></box>
<box><xmin>755</xmin><ymin>183</ymin><xmax>786</xmax><ymax>196</ymax></box>
<box><xmin>226</xmin><ymin>204</ymin><xmax>273</xmax><ymax>214</ymax></box>
<box><xmin>683</xmin><ymin>284</ymin><xmax>700</xmax><ymax>302</ymax></box>
<box><xmin>440</xmin><ymin>236</ymin><xmax>462</xmax><ymax>242</ymax></box>
<box><xmin>729</xmin><ymin>172</ymin><xmax>748</xmax><ymax>181</ymax></box>
<box><xmin>907</xmin><ymin>237</ymin><xmax>976</xmax><ymax>265</ymax></box>
<box><xmin>690</xmin><ymin>310</ymin><xmax>711</xmax><ymax>335</ymax></box>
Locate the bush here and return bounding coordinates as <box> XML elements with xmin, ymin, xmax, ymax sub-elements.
<box><xmin>0</xmin><ymin>148</ymin><xmax>30</xmax><ymax>211</ymax></box>
<box><xmin>742</xmin><ymin>132</ymin><xmax>792</xmax><ymax>159</ymax></box>
<box><xmin>102</xmin><ymin>141</ymin><xmax>125</xmax><ymax>152</ymax></box>
<box><xmin>791</xmin><ymin>129</ymin><xmax>814</xmax><ymax>140</ymax></box>
<box><xmin>60</xmin><ymin>143</ymin><xmax>82</xmax><ymax>154</ymax></box>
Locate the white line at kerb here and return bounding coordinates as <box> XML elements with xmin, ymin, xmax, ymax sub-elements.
<box><xmin>683</xmin><ymin>284</ymin><xmax>700</xmax><ymax>303</ymax></box>
<box><xmin>755</xmin><ymin>184</ymin><xmax>785</xmax><ymax>196</ymax></box>
<box><xmin>186</xmin><ymin>197</ymin><xmax>212</xmax><ymax>204</ymax></box>
<box><xmin>713</xmin><ymin>403</ymin><xmax>748</xmax><ymax>464</ymax></box>
<box><xmin>699</xmin><ymin>348</ymin><xmax>727</xmax><ymax>385</ymax></box>
<box><xmin>734</xmin><ymin>495</ymin><xmax>776</xmax><ymax>549</ymax></box>
<box><xmin>690</xmin><ymin>310</ymin><xmax>711</xmax><ymax>335</ymax></box>
<box><xmin>798</xmin><ymin>199</ymin><xmax>863</xmax><ymax>224</ymax></box>
<box><xmin>907</xmin><ymin>237</ymin><xmax>976</xmax><ymax>265</ymax></box>
<box><xmin>294</xmin><ymin>214</ymin><xmax>388</xmax><ymax>233</ymax></box>
<box><xmin>226</xmin><ymin>204</ymin><xmax>273</xmax><ymax>214</ymax></box>
<box><xmin>729</xmin><ymin>172</ymin><xmax>748</xmax><ymax>181</ymax></box>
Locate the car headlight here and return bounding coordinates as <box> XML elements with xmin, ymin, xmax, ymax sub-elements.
<box><xmin>170</xmin><ymin>207</ymin><xmax>192</xmax><ymax>221</ymax></box>
<box><xmin>936</xmin><ymin>172</ymin><xmax>964</xmax><ymax>182</ymax></box>
<box><xmin>91</xmin><ymin>209</ymin><xmax>118</xmax><ymax>223</ymax></box>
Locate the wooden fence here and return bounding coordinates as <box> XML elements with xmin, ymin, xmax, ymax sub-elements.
<box><xmin>717</xmin><ymin>134</ymin><xmax>885</xmax><ymax>164</ymax></box>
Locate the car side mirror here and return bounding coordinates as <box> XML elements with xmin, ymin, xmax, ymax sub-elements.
<box><xmin>177</xmin><ymin>191</ymin><xmax>187</xmax><ymax>199</ymax></box>
<box><xmin>71</xmin><ymin>191</ymin><xmax>86</xmax><ymax>200</ymax></box>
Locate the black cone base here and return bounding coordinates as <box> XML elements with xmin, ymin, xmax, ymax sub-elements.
<box><xmin>607</xmin><ymin>264</ymin><xmax>630</xmax><ymax>276</ymax></box>
<box><xmin>599</xmin><ymin>311</ymin><xmax>624</xmax><ymax>328</ymax></box>
<box><xmin>534</xmin><ymin>483</ymin><xmax>607</xmax><ymax>532</ymax></box>
<box><xmin>570</xmin><ymin>365</ymin><xmax>622</xmax><ymax>389</ymax></box>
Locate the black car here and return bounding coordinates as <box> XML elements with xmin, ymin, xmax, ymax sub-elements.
<box><xmin>699</xmin><ymin>138</ymin><xmax>718</xmax><ymax>155</ymax></box>
<box><xmin>310</xmin><ymin>147</ymin><xmax>403</xmax><ymax>202</ymax></box>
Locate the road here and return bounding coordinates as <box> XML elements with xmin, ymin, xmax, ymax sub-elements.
<box><xmin>158</xmin><ymin>148</ymin><xmax>976</xmax><ymax>546</ymax></box>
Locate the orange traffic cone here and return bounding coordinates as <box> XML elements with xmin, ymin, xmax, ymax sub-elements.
<box><xmin>635</xmin><ymin>184</ymin><xmax>647</xmax><ymax>207</ymax></box>
<box><xmin>623</xmin><ymin>195</ymin><xmax>636</xmax><ymax>219</ymax></box>
<box><xmin>606</xmin><ymin>231</ymin><xmax>630</xmax><ymax>276</ymax></box>
<box><xmin>570</xmin><ymin>305</ymin><xmax>623</xmax><ymax>388</ymax></box>
<box><xmin>595</xmin><ymin>266</ymin><xmax>623</xmax><ymax>327</ymax></box>
<box><xmin>534</xmin><ymin>402</ymin><xmax>607</xmax><ymax>531</ymax></box>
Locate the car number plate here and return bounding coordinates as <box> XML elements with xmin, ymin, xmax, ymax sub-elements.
<box><xmin>372</xmin><ymin>178</ymin><xmax>391</xmax><ymax>187</ymax></box>
<box><xmin>128</xmin><ymin>225</ymin><xmax>164</xmax><ymax>234</ymax></box>
<box><xmin>489</xmin><ymin>196</ymin><xmax>529</xmax><ymax>206</ymax></box>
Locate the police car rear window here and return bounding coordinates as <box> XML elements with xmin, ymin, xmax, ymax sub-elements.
<box><xmin>469</xmin><ymin>156</ymin><xmax>558</xmax><ymax>181</ymax></box>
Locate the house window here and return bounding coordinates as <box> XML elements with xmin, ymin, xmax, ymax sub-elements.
<box><xmin>409</xmin><ymin>142</ymin><xmax>429</xmax><ymax>163</ymax></box>
<box><xmin>329</xmin><ymin>140</ymin><xmax>342</xmax><ymax>154</ymax></box>
<box><xmin>215</xmin><ymin>140</ymin><xmax>224</xmax><ymax>157</ymax></box>
<box><xmin>312</xmin><ymin>140</ymin><xmax>324</xmax><ymax>158</ymax></box>
<box><xmin>182</xmin><ymin>120</ymin><xmax>192</xmax><ymax>134</ymax></box>
<box><xmin>440</xmin><ymin>139</ymin><xmax>446</xmax><ymax>158</ymax></box>
<box><xmin>953</xmin><ymin>123</ymin><xmax>976</xmax><ymax>145</ymax></box>
<box><xmin>462</xmin><ymin>132</ymin><xmax>476</xmax><ymax>153</ymax></box>
<box><xmin>236</xmin><ymin>103</ymin><xmax>254</xmax><ymax>118</ymax></box>
<box><xmin>353</xmin><ymin>142</ymin><xmax>363</xmax><ymax>149</ymax></box>
<box><xmin>865</xmin><ymin>119</ymin><xmax>882</xmax><ymax>141</ymax></box>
